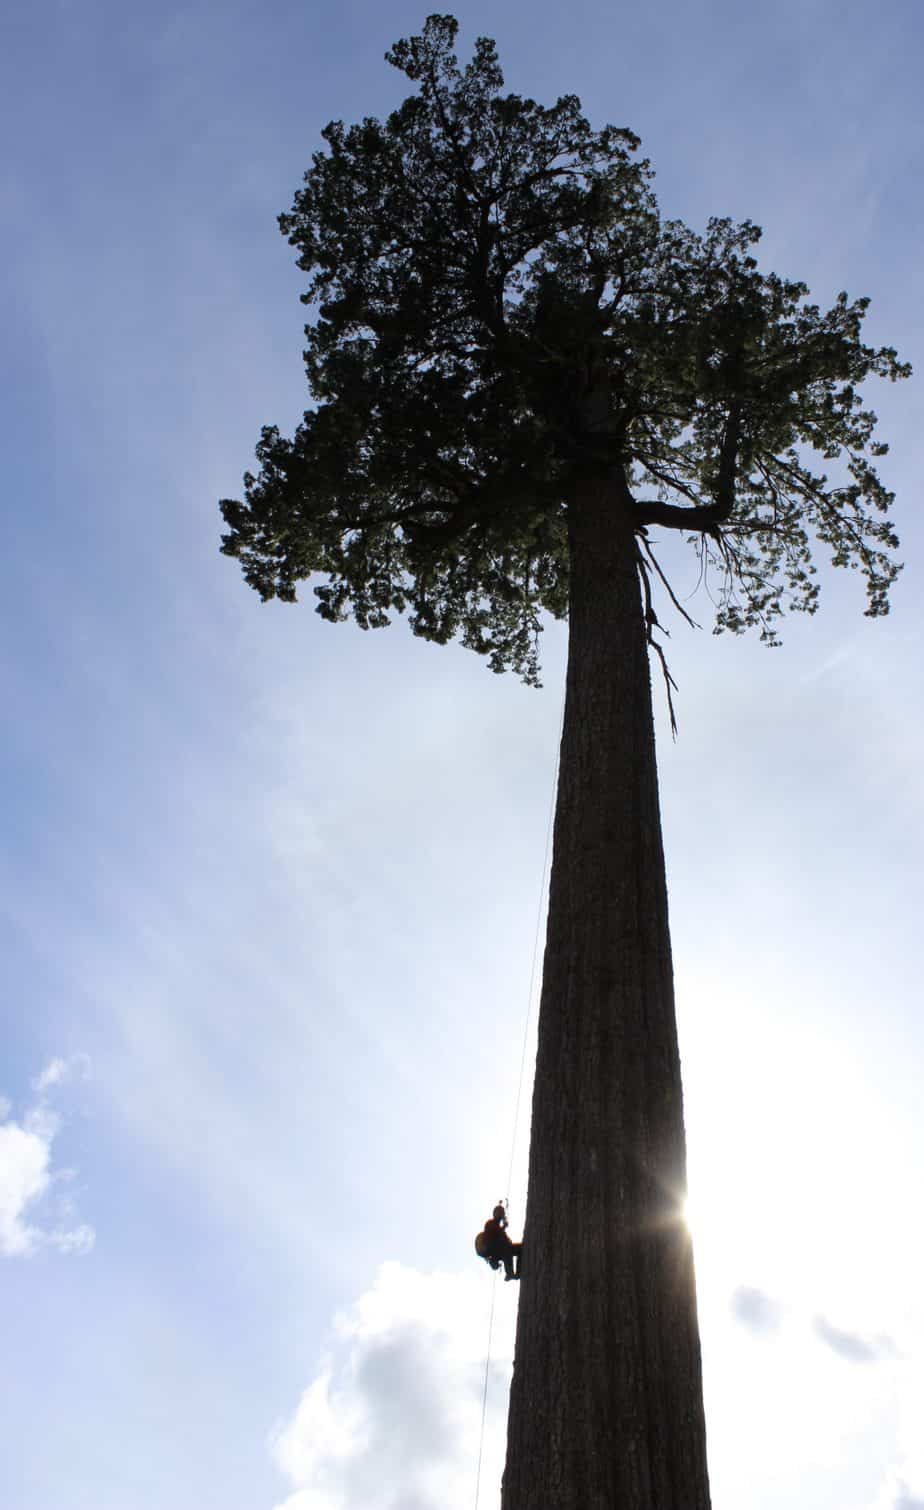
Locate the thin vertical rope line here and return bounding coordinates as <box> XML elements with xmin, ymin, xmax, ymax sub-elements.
<box><xmin>473</xmin><ymin>1269</ymin><xmax>498</xmax><ymax>1510</ymax></box>
<box><xmin>504</xmin><ymin>682</ymin><xmax>566</xmax><ymax>1207</ymax></box>
<box><xmin>473</xmin><ymin>675</ymin><xmax>566</xmax><ymax>1510</ymax></box>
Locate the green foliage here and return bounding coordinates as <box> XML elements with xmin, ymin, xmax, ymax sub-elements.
<box><xmin>221</xmin><ymin>13</ymin><xmax>909</xmax><ymax>681</ymax></box>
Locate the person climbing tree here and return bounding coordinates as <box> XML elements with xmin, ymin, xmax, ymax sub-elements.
<box><xmin>219</xmin><ymin>16</ymin><xmax>907</xmax><ymax>1509</ymax></box>
<box><xmin>475</xmin><ymin>1203</ymin><xmax>522</xmax><ymax>1281</ymax></box>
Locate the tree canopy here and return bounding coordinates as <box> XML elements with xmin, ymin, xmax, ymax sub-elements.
<box><xmin>221</xmin><ymin>12</ymin><xmax>908</xmax><ymax>689</ymax></box>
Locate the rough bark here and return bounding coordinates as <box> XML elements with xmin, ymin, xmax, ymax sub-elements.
<box><xmin>501</xmin><ymin>476</ymin><xmax>710</xmax><ymax>1510</ymax></box>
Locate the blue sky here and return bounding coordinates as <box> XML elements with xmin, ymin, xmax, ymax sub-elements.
<box><xmin>2</xmin><ymin>2</ymin><xmax>922</xmax><ymax>1507</ymax></box>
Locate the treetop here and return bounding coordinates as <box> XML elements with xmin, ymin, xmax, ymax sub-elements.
<box><xmin>221</xmin><ymin>13</ymin><xmax>909</xmax><ymax>684</ymax></box>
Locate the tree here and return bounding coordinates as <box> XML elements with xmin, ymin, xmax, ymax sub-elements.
<box><xmin>220</xmin><ymin>17</ymin><xmax>908</xmax><ymax>1508</ymax></box>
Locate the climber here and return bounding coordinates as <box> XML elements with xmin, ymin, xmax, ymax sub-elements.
<box><xmin>474</xmin><ymin>1201</ymin><xmax>522</xmax><ymax>1281</ymax></box>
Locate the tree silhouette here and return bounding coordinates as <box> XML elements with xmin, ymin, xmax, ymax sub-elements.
<box><xmin>221</xmin><ymin>17</ymin><xmax>907</xmax><ymax>1508</ymax></box>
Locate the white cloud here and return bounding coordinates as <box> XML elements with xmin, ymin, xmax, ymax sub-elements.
<box><xmin>730</xmin><ymin>1285</ymin><xmax>782</xmax><ymax>1335</ymax></box>
<box><xmin>33</xmin><ymin>1057</ymin><xmax>70</xmax><ymax>1095</ymax></box>
<box><xmin>813</xmin><ymin>1315</ymin><xmax>899</xmax><ymax>1365</ymax></box>
<box><xmin>270</xmin><ymin>1263</ymin><xmax>516</xmax><ymax>1510</ymax></box>
<box><xmin>0</xmin><ymin>1120</ymin><xmax>51</xmax><ymax>1256</ymax></box>
<box><xmin>0</xmin><ymin>1059</ymin><xmax>95</xmax><ymax>1258</ymax></box>
<box><xmin>51</xmin><ymin>1222</ymin><xmax>95</xmax><ymax>1256</ymax></box>
<box><xmin>884</xmin><ymin>1347</ymin><xmax>924</xmax><ymax>1509</ymax></box>
<box><xmin>32</xmin><ymin>1052</ymin><xmax>91</xmax><ymax>1096</ymax></box>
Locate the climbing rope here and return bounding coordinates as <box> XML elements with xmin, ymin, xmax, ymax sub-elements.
<box><xmin>473</xmin><ymin>1267</ymin><xmax>498</xmax><ymax>1510</ymax></box>
<box><xmin>505</xmin><ymin>701</ymin><xmax>561</xmax><ymax>1206</ymax></box>
<box><xmin>473</xmin><ymin>682</ymin><xmax>565</xmax><ymax>1510</ymax></box>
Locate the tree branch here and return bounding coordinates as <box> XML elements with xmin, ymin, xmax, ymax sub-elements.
<box><xmin>634</xmin><ymin>498</ymin><xmax>724</xmax><ymax>533</ymax></box>
<box><xmin>637</xmin><ymin>545</ymin><xmax>679</xmax><ymax>737</ymax></box>
<box><xmin>635</xmin><ymin>400</ymin><xmax>742</xmax><ymax>533</ymax></box>
<box><xmin>639</xmin><ymin>534</ymin><xmax>699</xmax><ymax>629</ymax></box>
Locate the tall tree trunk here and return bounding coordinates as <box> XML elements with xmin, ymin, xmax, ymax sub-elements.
<box><xmin>501</xmin><ymin>477</ymin><xmax>710</xmax><ymax>1510</ymax></box>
